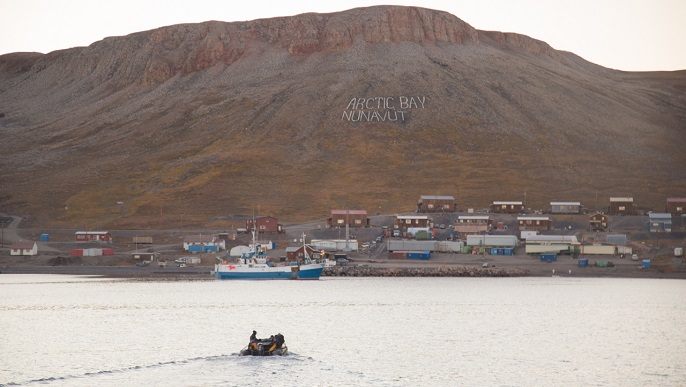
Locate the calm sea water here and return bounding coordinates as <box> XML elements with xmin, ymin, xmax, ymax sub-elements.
<box><xmin>1</xmin><ymin>275</ymin><xmax>684</xmax><ymax>386</ymax></box>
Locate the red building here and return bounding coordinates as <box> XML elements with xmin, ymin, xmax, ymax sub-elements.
<box><xmin>608</xmin><ymin>197</ymin><xmax>636</xmax><ymax>215</ymax></box>
<box><xmin>285</xmin><ymin>245</ymin><xmax>322</xmax><ymax>262</ymax></box>
<box><xmin>246</xmin><ymin>216</ymin><xmax>282</xmax><ymax>233</ymax></box>
<box><xmin>666</xmin><ymin>198</ymin><xmax>686</xmax><ymax>215</ymax></box>
<box><xmin>417</xmin><ymin>195</ymin><xmax>456</xmax><ymax>212</ymax></box>
<box><xmin>327</xmin><ymin>210</ymin><xmax>369</xmax><ymax>228</ymax></box>
<box><xmin>517</xmin><ymin>217</ymin><xmax>553</xmax><ymax>232</ymax></box>
<box><xmin>490</xmin><ymin>201</ymin><xmax>524</xmax><ymax>214</ymax></box>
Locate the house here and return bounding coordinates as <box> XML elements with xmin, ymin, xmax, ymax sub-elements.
<box><xmin>454</xmin><ymin>216</ymin><xmax>492</xmax><ymax>237</ymax></box>
<box><xmin>327</xmin><ymin>210</ymin><xmax>369</xmax><ymax>228</ymax></box>
<box><xmin>75</xmin><ymin>231</ymin><xmax>112</xmax><ymax>242</ymax></box>
<box><xmin>550</xmin><ymin>202</ymin><xmax>582</xmax><ymax>214</ymax></box>
<box><xmin>490</xmin><ymin>201</ymin><xmax>524</xmax><ymax>213</ymax></box>
<box><xmin>286</xmin><ymin>245</ymin><xmax>322</xmax><ymax>262</ymax></box>
<box><xmin>183</xmin><ymin>235</ymin><xmax>226</xmax><ymax>252</ymax></box>
<box><xmin>517</xmin><ymin>217</ymin><xmax>553</xmax><ymax>231</ymax></box>
<box><xmin>131</xmin><ymin>252</ymin><xmax>159</xmax><ymax>261</ymax></box>
<box><xmin>608</xmin><ymin>197</ymin><xmax>636</xmax><ymax>215</ymax></box>
<box><xmin>393</xmin><ymin>215</ymin><xmax>430</xmax><ymax>230</ymax></box>
<box><xmin>649</xmin><ymin>213</ymin><xmax>672</xmax><ymax>232</ymax></box>
<box><xmin>10</xmin><ymin>241</ymin><xmax>38</xmax><ymax>256</ymax></box>
<box><xmin>589</xmin><ymin>213</ymin><xmax>609</xmax><ymax>231</ymax></box>
<box><xmin>246</xmin><ymin>216</ymin><xmax>282</xmax><ymax>233</ymax></box>
<box><xmin>417</xmin><ymin>195</ymin><xmax>456</xmax><ymax>212</ymax></box>
<box><xmin>666</xmin><ymin>198</ymin><xmax>686</xmax><ymax>215</ymax></box>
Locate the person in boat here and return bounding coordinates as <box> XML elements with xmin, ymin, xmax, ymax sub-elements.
<box><xmin>249</xmin><ymin>330</ymin><xmax>258</xmax><ymax>350</ymax></box>
<box><xmin>274</xmin><ymin>333</ymin><xmax>285</xmax><ymax>349</ymax></box>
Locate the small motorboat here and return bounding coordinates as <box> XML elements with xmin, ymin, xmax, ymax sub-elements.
<box><xmin>240</xmin><ymin>333</ymin><xmax>288</xmax><ymax>356</ymax></box>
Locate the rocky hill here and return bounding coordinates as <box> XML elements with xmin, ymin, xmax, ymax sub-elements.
<box><xmin>1</xmin><ymin>6</ymin><xmax>685</xmax><ymax>228</ymax></box>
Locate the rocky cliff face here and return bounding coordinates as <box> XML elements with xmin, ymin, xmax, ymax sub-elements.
<box><xmin>1</xmin><ymin>6</ymin><xmax>685</xmax><ymax>228</ymax></box>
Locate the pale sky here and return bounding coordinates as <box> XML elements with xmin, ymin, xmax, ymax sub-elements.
<box><xmin>1</xmin><ymin>0</ymin><xmax>684</xmax><ymax>71</ymax></box>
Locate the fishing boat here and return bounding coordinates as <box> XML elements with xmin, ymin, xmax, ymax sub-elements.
<box><xmin>214</xmin><ymin>231</ymin><xmax>325</xmax><ymax>280</ymax></box>
<box><xmin>239</xmin><ymin>333</ymin><xmax>288</xmax><ymax>356</ymax></box>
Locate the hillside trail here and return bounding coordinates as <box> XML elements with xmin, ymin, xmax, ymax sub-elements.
<box><xmin>0</xmin><ymin>214</ymin><xmax>60</xmax><ymax>252</ymax></box>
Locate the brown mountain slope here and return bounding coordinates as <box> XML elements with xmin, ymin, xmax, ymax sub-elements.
<box><xmin>1</xmin><ymin>6</ymin><xmax>685</xmax><ymax>228</ymax></box>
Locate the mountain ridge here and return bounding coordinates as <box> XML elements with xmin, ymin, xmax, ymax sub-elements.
<box><xmin>1</xmin><ymin>6</ymin><xmax>685</xmax><ymax>228</ymax></box>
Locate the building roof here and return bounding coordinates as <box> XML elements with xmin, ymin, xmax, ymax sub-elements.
<box><xmin>517</xmin><ymin>217</ymin><xmax>550</xmax><ymax>221</ymax></box>
<box><xmin>492</xmin><ymin>201</ymin><xmax>523</xmax><ymax>205</ymax></box>
<box><xmin>184</xmin><ymin>235</ymin><xmax>216</xmax><ymax>243</ymax></box>
<box><xmin>609</xmin><ymin>197</ymin><xmax>633</xmax><ymax>202</ymax></box>
<box><xmin>550</xmin><ymin>202</ymin><xmax>581</xmax><ymax>206</ymax></box>
<box><xmin>649</xmin><ymin>213</ymin><xmax>672</xmax><ymax>220</ymax></box>
<box><xmin>667</xmin><ymin>198</ymin><xmax>686</xmax><ymax>203</ymax></box>
<box><xmin>526</xmin><ymin>235</ymin><xmax>579</xmax><ymax>243</ymax></box>
<box><xmin>397</xmin><ymin>215</ymin><xmax>429</xmax><ymax>220</ymax></box>
<box><xmin>458</xmin><ymin>216</ymin><xmax>490</xmax><ymax>220</ymax></box>
<box><xmin>330</xmin><ymin>210</ymin><xmax>368</xmax><ymax>215</ymax></box>
<box><xmin>75</xmin><ymin>231</ymin><xmax>109</xmax><ymax>235</ymax></box>
<box><xmin>11</xmin><ymin>241</ymin><xmax>36</xmax><ymax>249</ymax></box>
<box><xmin>420</xmin><ymin>195</ymin><xmax>455</xmax><ymax>200</ymax></box>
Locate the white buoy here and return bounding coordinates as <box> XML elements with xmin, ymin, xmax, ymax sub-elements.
<box><xmin>552</xmin><ymin>269</ymin><xmax>555</xmax><ymax>274</ymax></box>
<box><xmin>569</xmin><ymin>270</ymin><xmax>572</xmax><ymax>275</ymax></box>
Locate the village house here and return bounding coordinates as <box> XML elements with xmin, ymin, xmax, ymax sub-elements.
<box><xmin>454</xmin><ymin>216</ymin><xmax>492</xmax><ymax>237</ymax></box>
<box><xmin>589</xmin><ymin>213</ymin><xmax>609</xmax><ymax>231</ymax></box>
<box><xmin>649</xmin><ymin>213</ymin><xmax>672</xmax><ymax>232</ymax></box>
<box><xmin>75</xmin><ymin>231</ymin><xmax>112</xmax><ymax>243</ymax></box>
<box><xmin>517</xmin><ymin>216</ymin><xmax>553</xmax><ymax>232</ymax></box>
<box><xmin>550</xmin><ymin>202</ymin><xmax>582</xmax><ymax>214</ymax></box>
<box><xmin>327</xmin><ymin>210</ymin><xmax>369</xmax><ymax>228</ymax></box>
<box><xmin>10</xmin><ymin>241</ymin><xmax>38</xmax><ymax>256</ymax></box>
<box><xmin>393</xmin><ymin>215</ymin><xmax>430</xmax><ymax>230</ymax></box>
<box><xmin>665</xmin><ymin>198</ymin><xmax>686</xmax><ymax>215</ymax></box>
<box><xmin>608</xmin><ymin>197</ymin><xmax>636</xmax><ymax>215</ymax></box>
<box><xmin>285</xmin><ymin>245</ymin><xmax>322</xmax><ymax>262</ymax></box>
<box><xmin>490</xmin><ymin>201</ymin><xmax>524</xmax><ymax>214</ymax></box>
<box><xmin>246</xmin><ymin>216</ymin><xmax>282</xmax><ymax>233</ymax></box>
<box><xmin>417</xmin><ymin>195</ymin><xmax>456</xmax><ymax>212</ymax></box>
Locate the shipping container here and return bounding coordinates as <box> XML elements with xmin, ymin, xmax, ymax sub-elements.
<box><xmin>389</xmin><ymin>251</ymin><xmax>408</xmax><ymax>260</ymax></box>
<box><xmin>580</xmin><ymin>244</ymin><xmax>616</xmax><ymax>255</ymax></box>
<box><xmin>71</xmin><ymin>249</ymin><xmax>83</xmax><ymax>256</ymax></box>
<box><xmin>435</xmin><ymin>241</ymin><xmax>463</xmax><ymax>253</ymax></box>
<box><xmin>102</xmin><ymin>248</ymin><xmax>114</xmax><ymax>256</ymax></box>
<box><xmin>133</xmin><ymin>236</ymin><xmax>153</xmax><ymax>244</ymax></box>
<box><xmin>466</xmin><ymin>235</ymin><xmax>518</xmax><ymax>247</ymax></box>
<box><xmin>40</xmin><ymin>234</ymin><xmax>49</xmax><ymax>241</ymax></box>
<box><xmin>642</xmin><ymin>260</ymin><xmax>651</xmax><ymax>269</ymax></box>
<box><xmin>675</xmin><ymin>247</ymin><xmax>683</xmax><ymax>257</ymax></box>
<box><xmin>578</xmin><ymin>258</ymin><xmax>589</xmax><ymax>268</ymax></box>
<box><xmin>204</xmin><ymin>245</ymin><xmax>219</xmax><ymax>252</ymax></box>
<box><xmin>188</xmin><ymin>245</ymin><xmax>203</xmax><ymax>253</ymax></box>
<box><xmin>540</xmin><ymin>254</ymin><xmax>557</xmax><ymax>262</ymax></box>
<box><xmin>407</xmin><ymin>250</ymin><xmax>431</xmax><ymax>260</ymax></box>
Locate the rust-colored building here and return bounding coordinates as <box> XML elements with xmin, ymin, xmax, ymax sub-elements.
<box><xmin>490</xmin><ymin>201</ymin><xmax>524</xmax><ymax>214</ymax></box>
<box><xmin>666</xmin><ymin>198</ymin><xmax>686</xmax><ymax>215</ymax></box>
<box><xmin>608</xmin><ymin>197</ymin><xmax>636</xmax><ymax>216</ymax></box>
<box><xmin>417</xmin><ymin>195</ymin><xmax>456</xmax><ymax>212</ymax></box>
<box><xmin>517</xmin><ymin>217</ymin><xmax>552</xmax><ymax>231</ymax></box>
<box><xmin>454</xmin><ymin>216</ymin><xmax>492</xmax><ymax>237</ymax></box>
<box><xmin>327</xmin><ymin>210</ymin><xmax>369</xmax><ymax>228</ymax></box>
<box><xmin>589</xmin><ymin>213</ymin><xmax>609</xmax><ymax>231</ymax></box>
<box><xmin>285</xmin><ymin>245</ymin><xmax>322</xmax><ymax>262</ymax></box>
<box><xmin>246</xmin><ymin>216</ymin><xmax>282</xmax><ymax>233</ymax></box>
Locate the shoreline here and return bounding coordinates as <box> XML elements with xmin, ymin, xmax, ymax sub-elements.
<box><xmin>2</xmin><ymin>262</ymin><xmax>684</xmax><ymax>280</ymax></box>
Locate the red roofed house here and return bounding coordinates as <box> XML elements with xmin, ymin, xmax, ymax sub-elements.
<box><xmin>246</xmin><ymin>216</ymin><xmax>283</xmax><ymax>233</ymax></box>
<box><xmin>10</xmin><ymin>241</ymin><xmax>38</xmax><ymax>256</ymax></box>
<box><xmin>327</xmin><ymin>210</ymin><xmax>370</xmax><ymax>228</ymax></box>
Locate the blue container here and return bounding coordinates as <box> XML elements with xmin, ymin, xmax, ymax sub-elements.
<box><xmin>641</xmin><ymin>259</ymin><xmax>651</xmax><ymax>269</ymax></box>
<box><xmin>578</xmin><ymin>258</ymin><xmax>588</xmax><ymax>268</ymax></box>
<box><xmin>204</xmin><ymin>245</ymin><xmax>219</xmax><ymax>252</ymax></box>
<box><xmin>40</xmin><ymin>234</ymin><xmax>49</xmax><ymax>241</ymax></box>
<box><xmin>187</xmin><ymin>245</ymin><xmax>203</xmax><ymax>253</ymax></box>
<box><xmin>491</xmin><ymin>248</ymin><xmax>499</xmax><ymax>255</ymax></box>
<box><xmin>503</xmin><ymin>248</ymin><xmax>514</xmax><ymax>256</ymax></box>
<box><xmin>540</xmin><ymin>254</ymin><xmax>557</xmax><ymax>262</ymax></box>
<box><xmin>407</xmin><ymin>250</ymin><xmax>431</xmax><ymax>260</ymax></box>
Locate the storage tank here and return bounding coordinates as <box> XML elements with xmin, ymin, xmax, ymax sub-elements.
<box><xmin>675</xmin><ymin>247</ymin><xmax>684</xmax><ymax>257</ymax></box>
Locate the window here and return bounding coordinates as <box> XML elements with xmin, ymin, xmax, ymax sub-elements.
<box><xmin>502</xmin><ymin>205</ymin><xmax>507</xmax><ymax>209</ymax></box>
<box><xmin>619</xmin><ymin>206</ymin><xmax>626</xmax><ymax>211</ymax></box>
<box><xmin>678</xmin><ymin>206</ymin><xmax>683</xmax><ymax>212</ymax></box>
<box><xmin>406</xmin><ymin>219</ymin><xmax>411</xmax><ymax>224</ymax></box>
<box><xmin>337</xmin><ymin>219</ymin><xmax>344</xmax><ymax>224</ymax></box>
<box><xmin>428</xmin><ymin>204</ymin><xmax>434</xmax><ymax>209</ymax></box>
<box><xmin>354</xmin><ymin>219</ymin><xmax>362</xmax><ymax>225</ymax></box>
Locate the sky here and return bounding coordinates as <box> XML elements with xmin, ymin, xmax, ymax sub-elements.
<box><xmin>1</xmin><ymin>0</ymin><xmax>684</xmax><ymax>72</ymax></box>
